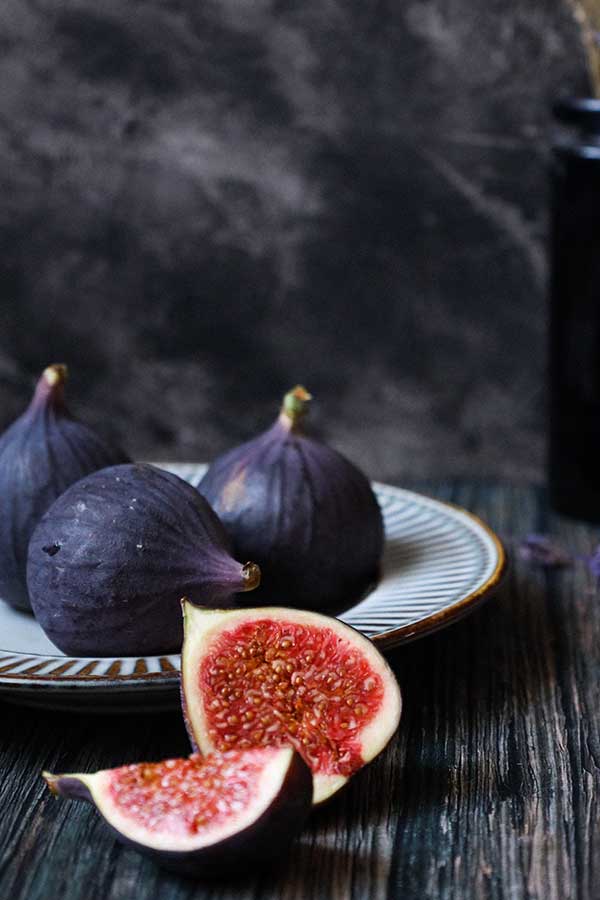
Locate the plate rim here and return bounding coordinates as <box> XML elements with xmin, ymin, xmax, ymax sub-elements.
<box><xmin>0</xmin><ymin>481</ymin><xmax>506</xmax><ymax>693</ymax></box>
<box><xmin>367</xmin><ymin>490</ymin><xmax>507</xmax><ymax>650</ymax></box>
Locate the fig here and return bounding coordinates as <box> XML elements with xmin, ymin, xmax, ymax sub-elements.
<box><xmin>198</xmin><ymin>386</ymin><xmax>384</xmax><ymax>614</ymax></box>
<box><xmin>181</xmin><ymin>602</ymin><xmax>402</xmax><ymax>804</ymax></box>
<box><xmin>43</xmin><ymin>746</ymin><xmax>311</xmax><ymax>876</ymax></box>
<box><xmin>27</xmin><ymin>464</ymin><xmax>261</xmax><ymax>656</ymax></box>
<box><xmin>0</xmin><ymin>364</ymin><xmax>129</xmax><ymax>612</ymax></box>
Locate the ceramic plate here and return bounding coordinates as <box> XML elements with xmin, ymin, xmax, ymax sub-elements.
<box><xmin>0</xmin><ymin>463</ymin><xmax>506</xmax><ymax>712</ymax></box>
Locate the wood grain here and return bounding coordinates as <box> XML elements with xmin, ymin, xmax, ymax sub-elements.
<box><xmin>0</xmin><ymin>483</ymin><xmax>598</xmax><ymax>900</ymax></box>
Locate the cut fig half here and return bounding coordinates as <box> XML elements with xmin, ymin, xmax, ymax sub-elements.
<box><xmin>43</xmin><ymin>746</ymin><xmax>311</xmax><ymax>876</ymax></box>
<box><xmin>181</xmin><ymin>603</ymin><xmax>402</xmax><ymax>805</ymax></box>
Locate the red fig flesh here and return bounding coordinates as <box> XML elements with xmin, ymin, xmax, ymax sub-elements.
<box><xmin>198</xmin><ymin>386</ymin><xmax>384</xmax><ymax>614</ymax></box>
<box><xmin>181</xmin><ymin>603</ymin><xmax>402</xmax><ymax>804</ymax></box>
<box><xmin>43</xmin><ymin>746</ymin><xmax>311</xmax><ymax>876</ymax></box>
<box><xmin>0</xmin><ymin>365</ymin><xmax>129</xmax><ymax>611</ymax></box>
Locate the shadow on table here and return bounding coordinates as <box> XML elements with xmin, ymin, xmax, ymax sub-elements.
<box><xmin>259</xmin><ymin>838</ymin><xmax>376</xmax><ymax>890</ymax></box>
<box><xmin>137</xmin><ymin>838</ymin><xmax>377</xmax><ymax>893</ymax></box>
<box><xmin>318</xmin><ymin>567</ymin><xmax>563</xmax><ymax>834</ymax></box>
<box><xmin>394</xmin><ymin>566</ymin><xmax>563</xmax><ymax>806</ymax></box>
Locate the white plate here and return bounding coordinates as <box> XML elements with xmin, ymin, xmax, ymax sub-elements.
<box><xmin>0</xmin><ymin>464</ymin><xmax>506</xmax><ymax>712</ymax></box>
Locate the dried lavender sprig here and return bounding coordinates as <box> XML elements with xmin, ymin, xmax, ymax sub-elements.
<box><xmin>518</xmin><ymin>534</ymin><xmax>574</xmax><ymax>568</ymax></box>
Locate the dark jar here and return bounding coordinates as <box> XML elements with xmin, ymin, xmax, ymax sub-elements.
<box><xmin>549</xmin><ymin>98</ymin><xmax>600</xmax><ymax>521</ymax></box>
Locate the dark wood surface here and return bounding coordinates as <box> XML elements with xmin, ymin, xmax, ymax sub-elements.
<box><xmin>1</xmin><ymin>482</ymin><xmax>599</xmax><ymax>900</ymax></box>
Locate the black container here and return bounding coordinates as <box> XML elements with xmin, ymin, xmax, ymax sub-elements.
<box><xmin>549</xmin><ymin>98</ymin><xmax>600</xmax><ymax>521</ymax></box>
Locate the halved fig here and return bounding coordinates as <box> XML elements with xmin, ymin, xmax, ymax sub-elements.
<box><xmin>43</xmin><ymin>746</ymin><xmax>311</xmax><ymax>876</ymax></box>
<box><xmin>181</xmin><ymin>603</ymin><xmax>402</xmax><ymax>805</ymax></box>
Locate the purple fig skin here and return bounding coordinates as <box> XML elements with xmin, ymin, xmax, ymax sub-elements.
<box><xmin>0</xmin><ymin>365</ymin><xmax>129</xmax><ymax>612</ymax></box>
<box><xmin>27</xmin><ymin>464</ymin><xmax>260</xmax><ymax>656</ymax></box>
<box><xmin>43</xmin><ymin>751</ymin><xmax>312</xmax><ymax>877</ymax></box>
<box><xmin>198</xmin><ymin>387</ymin><xmax>384</xmax><ymax>614</ymax></box>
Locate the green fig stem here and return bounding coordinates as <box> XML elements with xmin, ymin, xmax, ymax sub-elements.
<box><xmin>241</xmin><ymin>562</ymin><xmax>261</xmax><ymax>592</ymax></box>
<box><xmin>281</xmin><ymin>386</ymin><xmax>312</xmax><ymax>430</ymax></box>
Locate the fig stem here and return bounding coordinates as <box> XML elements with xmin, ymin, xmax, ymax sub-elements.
<box><xmin>241</xmin><ymin>562</ymin><xmax>261</xmax><ymax>592</ymax></box>
<box><xmin>43</xmin><ymin>364</ymin><xmax>68</xmax><ymax>387</ymax></box>
<box><xmin>281</xmin><ymin>386</ymin><xmax>312</xmax><ymax>429</ymax></box>
<box><xmin>31</xmin><ymin>364</ymin><xmax>68</xmax><ymax>411</ymax></box>
<box><xmin>42</xmin><ymin>771</ymin><xmax>60</xmax><ymax>796</ymax></box>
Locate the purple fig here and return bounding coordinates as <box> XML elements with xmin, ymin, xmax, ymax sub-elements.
<box><xmin>43</xmin><ymin>746</ymin><xmax>312</xmax><ymax>876</ymax></box>
<box><xmin>0</xmin><ymin>365</ymin><xmax>129</xmax><ymax>612</ymax></box>
<box><xmin>198</xmin><ymin>387</ymin><xmax>384</xmax><ymax>613</ymax></box>
<box><xmin>27</xmin><ymin>464</ymin><xmax>261</xmax><ymax>656</ymax></box>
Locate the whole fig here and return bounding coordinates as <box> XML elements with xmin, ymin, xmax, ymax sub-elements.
<box><xmin>0</xmin><ymin>364</ymin><xmax>129</xmax><ymax>612</ymax></box>
<box><xmin>27</xmin><ymin>463</ymin><xmax>261</xmax><ymax>656</ymax></box>
<box><xmin>198</xmin><ymin>387</ymin><xmax>384</xmax><ymax>613</ymax></box>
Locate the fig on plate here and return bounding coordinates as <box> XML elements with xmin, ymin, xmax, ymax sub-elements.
<box><xmin>0</xmin><ymin>364</ymin><xmax>129</xmax><ymax>612</ymax></box>
<box><xmin>198</xmin><ymin>386</ymin><xmax>384</xmax><ymax>614</ymax></box>
<box><xmin>43</xmin><ymin>746</ymin><xmax>311</xmax><ymax>876</ymax></box>
<box><xmin>181</xmin><ymin>602</ymin><xmax>402</xmax><ymax>804</ymax></box>
<box><xmin>27</xmin><ymin>464</ymin><xmax>261</xmax><ymax>657</ymax></box>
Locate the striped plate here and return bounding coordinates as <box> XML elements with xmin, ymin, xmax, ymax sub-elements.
<box><xmin>0</xmin><ymin>464</ymin><xmax>505</xmax><ymax>712</ymax></box>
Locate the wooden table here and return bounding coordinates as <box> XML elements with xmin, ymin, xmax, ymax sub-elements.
<box><xmin>1</xmin><ymin>482</ymin><xmax>599</xmax><ymax>900</ymax></box>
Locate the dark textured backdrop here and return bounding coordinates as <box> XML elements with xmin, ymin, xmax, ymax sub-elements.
<box><xmin>0</xmin><ymin>0</ymin><xmax>586</xmax><ymax>482</ymax></box>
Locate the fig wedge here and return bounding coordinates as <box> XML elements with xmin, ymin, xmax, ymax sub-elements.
<box><xmin>181</xmin><ymin>603</ymin><xmax>402</xmax><ymax>804</ymax></box>
<box><xmin>43</xmin><ymin>746</ymin><xmax>311</xmax><ymax>876</ymax></box>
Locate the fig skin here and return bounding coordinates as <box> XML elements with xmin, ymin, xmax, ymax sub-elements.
<box><xmin>27</xmin><ymin>464</ymin><xmax>261</xmax><ymax>656</ymax></box>
<box><xmin>0</xmin><ymin>364</ymin><xmax>129</xmax><ymax>612</ymax></box>
<box><xmin>198</xmin><ymin>386</ymin><xmax>384</xmax><ymax>614</ymax></box>
<box><xmin>43</xmin><ymin>747</ymin><xmax>312</xmax><ymax>877</ymax></box>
